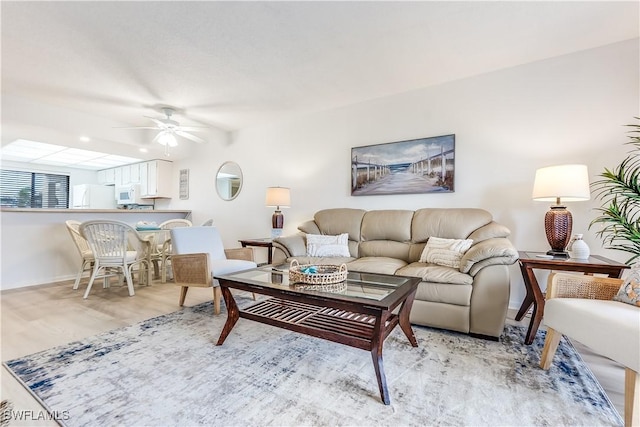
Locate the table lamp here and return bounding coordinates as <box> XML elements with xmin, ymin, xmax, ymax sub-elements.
<box><xmin>532</xmin><ymin>164</ymin><xmax>590</xmax><ymax>257</ymax></box>
<box><xmin>265</xmin><ymin>187</ymin><xmax>290</xmax><ymax>237</ymax></box>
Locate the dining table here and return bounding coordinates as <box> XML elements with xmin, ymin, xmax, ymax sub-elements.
<box><xmin>135</xmin><ymin>227</ymin><xmax>171</xmax><ymax>280</ymax></box>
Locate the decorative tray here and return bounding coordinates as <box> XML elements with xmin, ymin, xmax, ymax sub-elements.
<box><xmin>288</xmin><ymin>259</ymin><xmax>348</xmax><ymax>285</ymax></box>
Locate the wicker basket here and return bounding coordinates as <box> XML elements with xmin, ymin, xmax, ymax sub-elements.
<box><xmin>288</xmin><ymin>259</ymin><xmax>348</xmax><ymax>285</ymax></box>
<box><xmin>292</xmin><ymin>281</ymin><xmax>348</xmax><ymax>294</ymax></box>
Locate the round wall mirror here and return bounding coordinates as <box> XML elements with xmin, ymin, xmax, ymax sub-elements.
<box><xmin>215</xmin><ymin>161</ymin><xmax>243</xmax><ymax>201</ymax></box>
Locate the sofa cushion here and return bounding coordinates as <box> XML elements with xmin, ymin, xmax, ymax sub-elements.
<box><xmin>314</xmin><ymin>208</ymin><xmax>366</xmax><ymax>241</ymax></box>
<box><xmin>361</xmin><ymin>210</ymin><xmax>413</xmax><ymax>242</ymax></box>
<box><xmin>397</xmin><ymin>263</ymin><xmax>474</xmax><ymax>286</ymax></box>
<box><xmin>347</xmin><ymin>257</ymin><xmax>407</xmax><ymax>275</ymax></box>
<box><xmin>411</xmin><ymin>208</ymin><xmax>493</xmax><ymax>242</ymax></box>
<box><xmin>359</xmin><ymin>240</ymin><xmax>411</xmax><ymax>261</ymax></box>
<box><xmin>545</xmin><ymin>298</ymin><xmax>640</xmax><ymax>372</ymax></box>
<box><xmin>285</xmin><ymin>256</ymin><xmax>356</xmax><ymax>266</ymax></box>
<box><xmin>419</xmin><ymin>237</ymin><xmax>473</xmax><ymax>268</ymax></box>
<box><xmin>306</xmin><ymin>233</ymin><xmax>350</xmax><ymax>257</ymax></box>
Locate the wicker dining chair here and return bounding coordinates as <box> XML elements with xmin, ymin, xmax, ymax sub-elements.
<box><xmin>65</xmin><ymin>220</ymin><xmax>95</xmax><ymax>290</ymax></box>
<box><xmin>65</xmin><ymin>220</ymin><xmax>122</xmax><ymax>291</ymax></box>
<box><xmin>79</xmin><ymin>220</ymin><xmax>151</xmax><ymax>299</ymax></box>
<box><xmin>157</xmin><ymin>218</ymin><xmax>193</xmax><ymax>283</ymax></box>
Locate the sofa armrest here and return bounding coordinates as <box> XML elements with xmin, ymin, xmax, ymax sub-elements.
<box><xmin>467</xmin><ymin>221</ymin><xmax>511</xmax><ymax>242</ymax></box>
<box><xmin>224</xmin><ymin>247</ymin><xmax>254</xmax><ymax>262</ymax></box>
<box><xmin>459</xmin><ymin>238</ymin><xmax>518</xmax><ymax>275</ymax></box>
<box><xmin>547</xmin><ymin>272</ymin><xmax>622</xmax><ymax>300</ymax></box>
<box><xmin>273</xmin><ymin>233</ymin><xmax>308</xmax><ymax>258</ymax></box>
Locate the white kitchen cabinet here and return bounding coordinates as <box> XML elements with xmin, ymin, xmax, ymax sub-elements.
<box><xmin>121</xmin><ymin>165</ymin><xmax>131</xmax><ymax>184</ymax></box>
<box><xmin>129</xmin><ymin>163</ymin><xmax>141</xmax><ymax>183</ymax></box>
<box><xmin>140</xmin><ymin>160</ymin><xmax>172</xmax><ymax>198</ymax></box>
<box><xmin>114</xmin><ymin>167</ymin><xmax>123</xmax><ymax>186</ymax></box>
<box><xmin>97</xmin><ymin>168</ymin><xmax>115</xmax><ymax>185</ymax></box>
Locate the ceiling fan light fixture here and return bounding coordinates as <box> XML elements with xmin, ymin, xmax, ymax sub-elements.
<box><xmin>157</xmin><ymin>131</ymin><xmax>178</xmax><ymax>147</ymax></box>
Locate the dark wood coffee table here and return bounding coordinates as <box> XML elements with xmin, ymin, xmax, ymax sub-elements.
<box><xmin>214</xmin><ymin>266</ymin><xmax>421</xmax><ymax>405</ymax></box>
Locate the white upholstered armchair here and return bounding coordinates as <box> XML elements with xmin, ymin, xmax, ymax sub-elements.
<box><xmin>170</xmin><ymin>226</ymin><xmax>257</xmax><ymax>314</ymax></box>
<box><xmin>540</xmin><ymin>272</ymin><xmax>639</xmax><ymax>427</ymax></box>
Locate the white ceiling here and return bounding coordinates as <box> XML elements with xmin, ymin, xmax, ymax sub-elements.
<box><xmin>2</xmin><ymin>1</ymin><xmax>638</xmax><ymax>161</ymax></box>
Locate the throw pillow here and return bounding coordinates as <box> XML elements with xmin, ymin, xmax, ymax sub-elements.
<box><xmin>306</xmin><ymin>233</ymin><xmax>350</xmax><ymax>257</ymax></box>
<box><xmin>613</xmin><ymin>266</ymin><xmax>640</xmax><ymax>307</ymax></box>
<box><xmin>419</xmin><ymin>236</ymin><xmax>473</xmax><ymax>269</ymax></box>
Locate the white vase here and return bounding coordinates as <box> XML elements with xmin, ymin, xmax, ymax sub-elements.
<box><xmin>568</xmin><ymin>234</ymin><xmax>590</xmax><ymax>259</ymax></box>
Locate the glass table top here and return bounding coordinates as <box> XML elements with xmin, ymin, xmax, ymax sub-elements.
<box><xmin>217</xmin><ymin>265</ymin><xmax>417</xmax><ymax>302</ymax></box>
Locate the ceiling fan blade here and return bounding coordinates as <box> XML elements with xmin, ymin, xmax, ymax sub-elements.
<box><xmin>113</xmin><ymin>126</ymin><xmax>159</xmax><ymax>130</ymax></box>
<box><xmin>144</xmin><ymin>116</ymin><xmax>167</xmax><ymax>127</ymax></box>
<box><xmin>152</xmin><ymin>132</ymin><xmax>163</xmax><ymax>144</ymax></box>
<box><xmin>175</xmin><ymin>130</ymin><xmax>206</xmax><ymax>144</ymax></box>
<box><xmin>177</xmin><ymin>126</ymin><xmax>208</xmax><ymax>132</ymax></box>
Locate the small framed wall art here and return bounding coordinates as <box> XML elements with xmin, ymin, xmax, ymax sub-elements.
<box><xmin>351</xmin><ymin>134</ymin><xmax>455</xmax><ymax>196</ymax></box>
<box><xmin>179</xmin><ymin>169</ymin><xmax>189</xmax><ymax>200</ymax></box>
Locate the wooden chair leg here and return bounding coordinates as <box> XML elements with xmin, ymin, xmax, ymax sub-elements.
<box><xmin>213</xmin><ymin>287</ymin><xmax>222</xmax><ymax>315</ymax></box>
<box><xmin>625</xmin><ymin>367</ymin><xmax>639</xmax><ymax>427</ymax></box>
<box><xmin>179</xmin><ymin>286</ymin><xmax>189</xmax><ymax>306</ymax></box>
<box><xmin>540</xmin><ymin>327</ymin><xmax>562</xmax><ymax>370</ymax></box>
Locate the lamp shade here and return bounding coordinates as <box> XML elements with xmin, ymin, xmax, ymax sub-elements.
<box><xmin>532</xmin><ymin>164</ymin><xmax>590</xmax><ymax>202</ymax></box>
<box><xmin>265</xmin><ymin>187</ymin><xmax>290</xmax><ymax>208</ymax></box>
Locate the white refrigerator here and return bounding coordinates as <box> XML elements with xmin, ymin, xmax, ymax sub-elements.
<box><xmin>72</xmin><ymin>184</ymin><xmax>117</xmax><ymax>209</ymax></box>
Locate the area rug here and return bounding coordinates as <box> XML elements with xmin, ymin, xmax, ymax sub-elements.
<box><xmin>4</xmin><ymin>298</ymin><xmax>622</xmax><ymax>427</ymax></box>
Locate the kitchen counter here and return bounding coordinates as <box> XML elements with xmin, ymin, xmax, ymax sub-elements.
<box><xmin>1</xmin><ymin>208</ymin><xmax>192</xmax><ymax>290</ymax></box>
<box><xmin>1</xmin><ymin>208</ymin><xmax>191</xmax><ymax>214</ymax></box>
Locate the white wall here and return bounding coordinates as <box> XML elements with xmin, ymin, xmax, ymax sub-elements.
<box><xmin>169</xmin><ymin>39</ymin><xmax>639</xmax><ymax>309</ymax></box>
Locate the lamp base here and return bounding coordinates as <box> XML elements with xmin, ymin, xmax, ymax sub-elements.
<box><xmin>272</xmin><ymin>210</ymin><xmax>284</xmax><ymax>229</ymax></box>
<box><xmin>544</xmin><ymin>205</ymin><xmax>572</xmax><ymax>255</ymax></box>
<box><xmin>546</xmin><ymin>249</ymin><xmax>569</xmax><ymax>258</ymax></box>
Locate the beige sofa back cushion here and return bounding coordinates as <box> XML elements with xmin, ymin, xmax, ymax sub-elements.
<box><xmin>359</xmin><ymin>210</ymin><xmax>413</xmax><ymax>260</ymax></box>
<box><xmin>411</xmin><ymin>208</ymin><xmax>493</xmax><ymax>242</ymax></box>
<box><xmin>361</xmin><ymin>210</ymin><xmax>413</xmax><ymax>242</ymax></box>
<box><xmin>313</xmin><ymin>208</ymin><xmax>366</xmax><ymax>241</ymax></box>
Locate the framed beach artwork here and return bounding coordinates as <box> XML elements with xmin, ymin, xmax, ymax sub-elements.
<box><xmin>351</xmin><ymin>134</ymin><xmax>455</xmax><ymax>196</ymax></box>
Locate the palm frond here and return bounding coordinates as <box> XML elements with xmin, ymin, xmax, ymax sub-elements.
<box><xmin>589</xmin><ymin>118</ymin><xmax>640</xmax><ymax>264</ymax></box>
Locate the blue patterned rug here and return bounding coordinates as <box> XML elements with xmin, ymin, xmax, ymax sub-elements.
<box><xmin>4</xmin><ymin>298</ymin><xmax>622</xmax><ymax>426</ymax></box>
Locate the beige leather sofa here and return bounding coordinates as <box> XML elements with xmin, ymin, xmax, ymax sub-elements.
<box><xmin>272</xmin><ymin>208</ymin><xmax>519</xmax><ymax>339</ymax></box>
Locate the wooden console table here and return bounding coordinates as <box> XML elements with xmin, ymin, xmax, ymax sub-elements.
<box><xmin>516</xmin><ymin>251</ymin><xmax>629</xmax><ymax>345</ymax></box>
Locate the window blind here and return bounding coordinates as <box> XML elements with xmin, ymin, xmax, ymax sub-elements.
<box><xmin>0</xmin><ymin>169</ymin><xmax>69</xmax><ymax>208</ymax></box>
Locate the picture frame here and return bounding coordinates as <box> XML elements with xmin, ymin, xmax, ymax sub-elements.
<box><xmin>351</xmin><ymin>134</ymin><xmax>455</xmax><ymax>196</ymax></box>
<box><xmin>179</xmin><ymin>169</ymin><xmax>189</xmax><ymax>200</ymax></box>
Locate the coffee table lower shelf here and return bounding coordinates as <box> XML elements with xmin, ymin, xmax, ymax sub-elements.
<box><xmin>243</xmin><ymin>298</ymin><xmax>389</xmax><ymax>350</ymax></box>
<box><xmin>215</xmin><ymin>284</ymin><xmax>419</xmax><ymax>405</ymax></box>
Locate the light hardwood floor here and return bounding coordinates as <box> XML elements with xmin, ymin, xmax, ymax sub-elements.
<box><xmin>1</xmin><ymin>278</ymin><xmax>626</xmax><ymax>425</ymax></box>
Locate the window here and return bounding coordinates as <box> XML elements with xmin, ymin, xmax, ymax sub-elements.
<box><xmin>0</xmin><ymin>169</ymin><xmax>69</xmax><ymax>208</ymax></box>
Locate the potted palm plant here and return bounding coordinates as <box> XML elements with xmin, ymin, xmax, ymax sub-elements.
<box><xmin>590</xmin><ymin>117</ymin><xmax>640</xmax><ymax>264</ymax></box>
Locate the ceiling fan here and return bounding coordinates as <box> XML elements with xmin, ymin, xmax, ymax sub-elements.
<box><xmin>118</xmin><ymin>107</ymin><xmax>208</xmax><ymax>154</ymax></box>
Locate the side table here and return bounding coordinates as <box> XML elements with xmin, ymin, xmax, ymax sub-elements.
<box><xmin>239</xmin><ymin>238</ymin><xmax>273</xmax><ymax>265</ymax></box>
<box><xmin>516</xmin><ymin>251</ymin><xmax>629</xmax><ymax>345</ymax></box>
